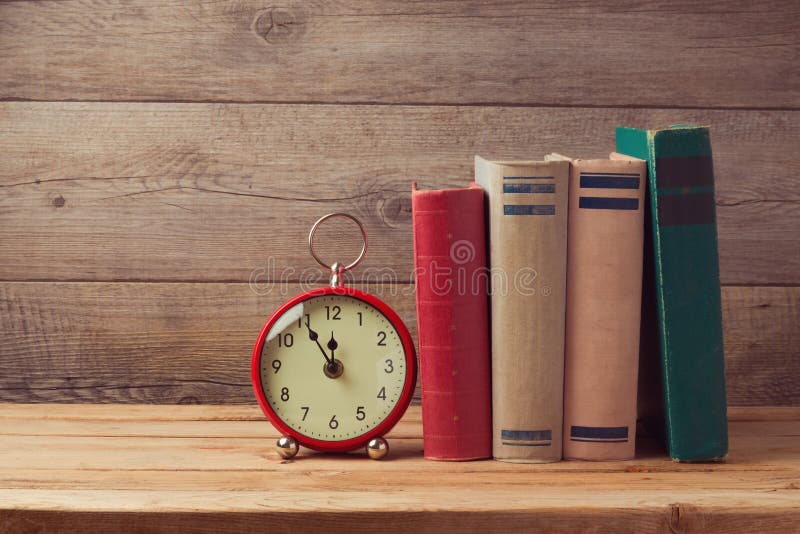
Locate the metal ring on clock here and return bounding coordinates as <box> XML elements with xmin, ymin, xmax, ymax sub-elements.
<box><xmin>308</xmin><ymin>212</ymin><xmax>368</xmax><ymax>273</ymax></box>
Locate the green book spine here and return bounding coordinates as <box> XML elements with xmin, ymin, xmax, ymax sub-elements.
<box><xmin>616</xmin><ymin>125</ymin><xmax>728</xmax><ymax>462</ymax></box>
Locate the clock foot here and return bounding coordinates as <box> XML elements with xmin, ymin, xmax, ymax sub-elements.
<box><xmin>366</xmin><ymin>437</ymin><xmax>389</xmax><ymax>460</ymax></box>
<box><xmin>276</xmin><ymin>435</ymin><xmax>299</xmax><ymax>459</ymax></box>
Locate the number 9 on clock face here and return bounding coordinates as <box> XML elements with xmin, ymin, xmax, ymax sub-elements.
<box><xmin>251</xmin><ymin>286</ymin><xmax>417</xmax><ymax>453</ymax></box>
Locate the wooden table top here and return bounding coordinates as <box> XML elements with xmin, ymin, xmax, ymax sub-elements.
<box><xmin>1</xmin><ymin>404</ymin><xmax>798</xmax><ymax>533</ymax></box>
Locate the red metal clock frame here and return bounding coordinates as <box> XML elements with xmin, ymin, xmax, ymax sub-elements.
<box><xmin>251</xmin><ymin>285</ymin><xmax>418</xmax><ymax>453</ymax></box>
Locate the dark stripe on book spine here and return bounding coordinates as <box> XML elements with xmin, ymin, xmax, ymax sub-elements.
<box><xmin>503</xmin><ymin>176</ymin><xmax>554</xmax><ymax>180</ymax></box>
<box><xmin>571</xmin><ymin>426</ymin><xmax>629</xmax><ymax>440</ymax></box>
<box><xmin>579</xmin><ymin>172</ymin><xmax>640</xmax><ymax>177</ymax></box>
<box><xmin>501</xmin><ymin>442</ymin><xmax>552</xmax><ymax>447</ymax></box>
<box><xmin>658</xmin><ymin>192</ymin><xmax>716</xmax><ymax>226</ymax></box>
<box><xmin>579</xmin><ymin>175</ymin><xmax>640</xmax><ymax>190</ymax></box>
<box><xmin>503</xmin><ymin>184</ymin><xmax>556</xmax><ymax>194</ymax></box>
<box><xmin>501</xmin><ymin>429</ymin><xmax>552</xmax><ymax>441</ymax></box>
<box><xmin>656</xmin><ymin>155</ymin><xmax>714</xmax><ymax>188</ymax></box>
<box><xmin>578</xmin><ymin>197</ymin><xmax>639</xmax><ymax>210</ymax></box>
<box><xmin>504</xmin><ymin>205</ymin><xmax>555</xmax><ymax>216</ymax></box>
<box><xmin>570</xmin><ymin>438</ymin><xmax>628</xmax><ymax>443</ymax></box>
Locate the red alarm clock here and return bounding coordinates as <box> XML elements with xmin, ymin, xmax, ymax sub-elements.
<box><xmin>251</xmin><ymin>213</ymin><xmax>417</xmax><ymax>459</ymax></box>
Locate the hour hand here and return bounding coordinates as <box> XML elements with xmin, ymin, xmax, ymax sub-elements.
<box><xmin>327</xmin><ymin>331</ymin><xmax>338</xmax><ymax>358</ymax></box>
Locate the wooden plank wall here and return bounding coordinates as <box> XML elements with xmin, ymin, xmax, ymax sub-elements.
<box><xmin>1</xmin><ymin>1</ymin><xmax>798</xmax><ymax>405</ymax></box>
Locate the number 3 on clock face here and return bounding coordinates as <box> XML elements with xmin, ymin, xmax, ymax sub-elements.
<box><xmin>251</xmin><ymin>286</ymin><xmax>417</xmax><ymax>453</ymax></box>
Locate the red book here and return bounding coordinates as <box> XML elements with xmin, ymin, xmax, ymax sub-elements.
<box><xmin>411</xmin><ymin>183</ymin><xmax>492</xmax><ymax>460</ymax></box>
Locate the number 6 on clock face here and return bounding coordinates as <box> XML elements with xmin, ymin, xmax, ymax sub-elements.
<box><xmin>251</xmin><ymin>286</ymin><xmax>417</xmax><ymax>453</ymax></box>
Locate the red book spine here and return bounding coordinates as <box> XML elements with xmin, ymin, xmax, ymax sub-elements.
<box><xmin>411</xmin><ymin>183</ymin><xmax>492</xmax><ymax>460</ymax></box>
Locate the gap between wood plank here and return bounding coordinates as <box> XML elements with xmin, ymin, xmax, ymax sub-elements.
<box><xmin>0</xmin><ymin>98</ymin><xmax>797</xmax><ymax>112</ymax></box>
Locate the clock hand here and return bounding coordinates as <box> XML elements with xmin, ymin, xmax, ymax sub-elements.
<box><xmin>327</xmin><ymin>331</ymin><xmax>339</xmax><ymax>359</ymax></box>
<box><xmin>322</xmin><ymin>331</ymin><xmax>343</xmax><ymax>379</ymax></box>
<box><xmin>304</xmin><ymin>319</ymin><xmax>333</xmax><ymax>364</ymax></box>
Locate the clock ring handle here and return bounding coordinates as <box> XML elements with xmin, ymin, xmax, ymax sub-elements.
<box><xmin>308</xmin><ymin>212</ymin><xmax>368</xmax><ymax>286</ymax></box>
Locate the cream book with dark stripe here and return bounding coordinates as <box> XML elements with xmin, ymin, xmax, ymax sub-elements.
<box><xmin>552</xmin><ymin>153</ymin><xmax>646</xmax><ymax>461</ymax></box>
<box><xmin>475</xmin><ymin>155</ymin><xmax>569</xmax><ymax>463</ymax></box>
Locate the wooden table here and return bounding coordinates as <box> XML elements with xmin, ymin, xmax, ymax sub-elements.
<box><xmin>1</xmin><ymin>405</ymin><xmax>798</xmax><ymax>532</ymax></box>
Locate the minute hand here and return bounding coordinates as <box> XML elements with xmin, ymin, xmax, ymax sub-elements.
<box><xmin>305</xmin><ymin>321</ymin><xmax>333</xmax><ymax>364</ymax></box>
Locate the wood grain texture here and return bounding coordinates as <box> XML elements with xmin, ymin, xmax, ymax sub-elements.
<box><xmin>0</xmin><ymin>281</ymin><xmax>415</xmax><ymax>404</ymax></box>
<box><xmin>1</xmin><ymin>0</ymin><xmax>797</xmax><ymax>416</ymax></box>
<box><xmin>0</xmin><ymin>282</ymin><xmax>796</xmax><ymax>406</ymax></box>
<box><xmin>0</xmin><ymin>405</ymin><xmax>799</xmax><ymax>533</ymax></box>
<box><xmin>0</xmin><ymin>0</ymin><xmax>798</xmax><ymax>107</ymax></box>
<box><xmin>1</xmin><ymin>103</ymin><xmax>798</xmax><ymax>285</ymax></box>
<box><xmin>722</xmin><ymin>286</ymin><xmax>800</xmax><ymax>406</ymax></box>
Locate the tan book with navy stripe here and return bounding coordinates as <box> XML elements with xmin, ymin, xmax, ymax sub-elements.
<box><xmin>551</xmin><ymin>153</ymin><xmax>646</xmax><ymax>461</ymax></box>
<box><xmin>475</xmin><ymin>155</ymin><xmax>569</xmax><ymax>463</ymax></box>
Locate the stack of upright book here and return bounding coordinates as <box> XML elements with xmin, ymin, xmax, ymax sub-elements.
<box><xmin>412</xmin><ymin>125</ymin><xmax>729</xmax><ymax>463</ymax></box>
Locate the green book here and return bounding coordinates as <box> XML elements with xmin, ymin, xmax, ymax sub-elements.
<box><xmin>616</xmin><ymin>125</ymin><xmax>728</xmax><ymax>462</ymax></box>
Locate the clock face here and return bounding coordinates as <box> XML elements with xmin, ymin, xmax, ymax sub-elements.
<box><xmin>257</xmin><ymin>293</ymin><xmax>410</xmax><ymax>445</ymax></box>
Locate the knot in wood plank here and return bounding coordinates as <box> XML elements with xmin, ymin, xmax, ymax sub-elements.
<box><xmin>378</xmin><ymin>194</ymin><xmax>412</xmax><ymax>228</ymax></box>
<box><xmin>252</xmin><ymin>6</ymin><xmax>305</xmax><ymax>45</ymax></box>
